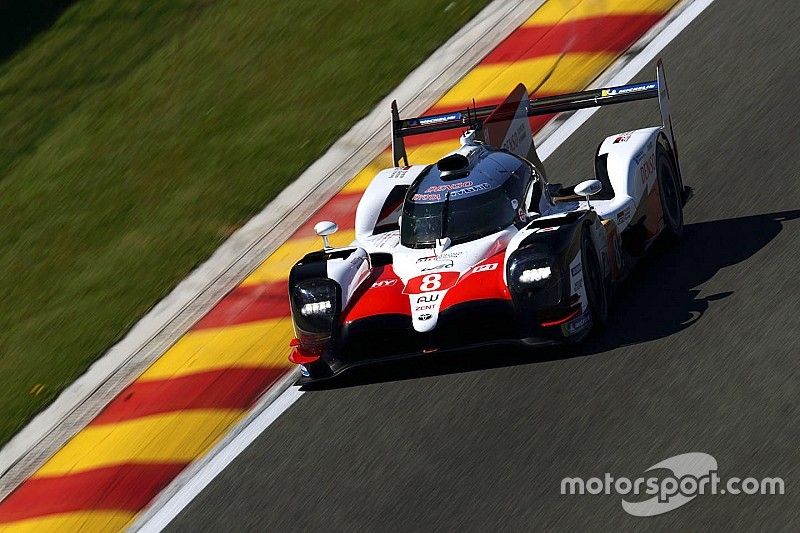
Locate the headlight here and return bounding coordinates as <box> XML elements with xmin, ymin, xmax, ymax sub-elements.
<box><xmin>291</xmin><ymin>279</ymin><xmax>339</xmax><ymax>337</ymax></box>
<box><xmin>519</xmin><ymin>266</ymin><xmax>551</xmax><ymax>283</ymax></box>
<box><xmin>301</xmin><ymin>300</ymin><xmax>333</xmax><ymax>316</ymax></box>
<box><xmin>507</xmin><ymin>249</ymin><xmax>561</xmax><ymax>308</ymax></box>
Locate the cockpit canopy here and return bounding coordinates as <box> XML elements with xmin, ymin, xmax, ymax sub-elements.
<box><xmin>400</xmin><ymin>149</ymin><xmax>534</xmax><ymax>248</ymax></box>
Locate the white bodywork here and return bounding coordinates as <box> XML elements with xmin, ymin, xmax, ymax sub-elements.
<box><xmin>317</xmin><ymin>63</ymin><xmax>678</xmax><ymax>333</ymax></box>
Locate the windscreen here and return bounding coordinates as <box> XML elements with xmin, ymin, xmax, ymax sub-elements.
<box><xmin>400</xmin><ymin>187</ymin><xmax>517</xmax><ymax>248</ymax></box>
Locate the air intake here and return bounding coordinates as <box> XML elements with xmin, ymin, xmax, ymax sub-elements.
<box><xmin>436</xmin><ymin>153</ymin><xmax>470</xmax><ymax>180</ymax></box>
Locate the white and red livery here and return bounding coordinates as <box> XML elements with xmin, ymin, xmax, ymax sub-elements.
<box><xmin>288</xmin><ymin>61</ymin><xmax>690</xmax><ymax>381</ymax></box>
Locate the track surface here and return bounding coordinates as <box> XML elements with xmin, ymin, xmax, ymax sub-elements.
<box><xmin>171</xmin><ymin>0</ymin><xmax>800</xmax><ymax>530</ymax></box>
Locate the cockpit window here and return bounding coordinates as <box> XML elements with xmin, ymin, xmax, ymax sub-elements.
<box><xmin>374</xmin><ymin>185</ymin><xmax>409</xmax><ymax>234</ymax></box>
<box><xmin>400</xmin><ymin>186</ymin><xmax>518</xmax><ymax>248</ymax></box>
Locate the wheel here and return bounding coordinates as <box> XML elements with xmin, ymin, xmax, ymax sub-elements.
<box><xmin>299</xmin><ymin>358</ymin><xmax>334</xmax><ymax>382</ymax></box>
<box><xmin>657</xmin><ymin>142</ymin><xmax>684</xmax><ymax>240</ymax></box>
<box><xmin>581</xmin><ymin>228</ymin><xmax>609</xmax><ymax>327</ymax></box>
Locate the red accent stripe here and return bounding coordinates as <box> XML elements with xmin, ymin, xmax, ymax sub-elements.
<box><xmin>482</xmin><ymin>14</ymin><xmax>664</xmax><ymax>64</ymax></box>
<box><xmin>342</xmin><ymin>265</ymin><xmax>407</xmax><ymax>323</ymax></box>
<box><xmin>91</xmin><ymin>367</ymin><xmax>285</xmax><ymax>425</ymax></box>
<box><xmin>541</xmin><ymin>307</ymin><xmax>581</xmax><ymax>327</ymax></box>
<box><xmin>0</xmin><ymin>463</ymin><xmax>187</xmax><ymax>523</ymax></box>
<box><xmin>442</xmin><ymin>251</ymin><xmax>510</xmax><ymax>308</ymax></box>
<box><xmin>193</xmin><ymin>281</ymin><xmax>289</xmax><ymax>330</ymax></box>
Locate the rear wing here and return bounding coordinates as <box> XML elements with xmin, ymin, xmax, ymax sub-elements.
<box><xmin>391</xmin><ymin>60</ymin><xmax>676</xmax><ymax>166</ymax></box>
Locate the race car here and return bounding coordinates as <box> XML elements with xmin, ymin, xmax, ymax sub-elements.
<box><xmin>288</xmin><ymin>60</ymin><xmax>690</xmax><ymax>381</ymax></box>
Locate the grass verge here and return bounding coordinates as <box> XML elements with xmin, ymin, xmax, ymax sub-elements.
<box><xmin>0</xmin><ymin>0</ymin><xmax>489</xmax><ymax>444</ymax></box>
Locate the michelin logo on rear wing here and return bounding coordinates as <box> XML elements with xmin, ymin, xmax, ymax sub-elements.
<box><xmin>601</xmin><ymin>82</ymin><xmax>658</xmax><ymax>97</ymax></box>
<box><xmin>409</xmin><ymin>112</ymin><xmax>462</xmax><ymax>127</ymax></box>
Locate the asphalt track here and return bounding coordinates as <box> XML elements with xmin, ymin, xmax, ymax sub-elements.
<box><xmin>170</xmin><ymin>0</ymin><xmax>800</xmax><ymax>530</ymax></box>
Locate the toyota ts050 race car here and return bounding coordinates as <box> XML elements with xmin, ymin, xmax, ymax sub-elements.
<box><xmin>288</xmin><ymin>61</ymin><xmax>690</xmax><ymax>381</ymax></box>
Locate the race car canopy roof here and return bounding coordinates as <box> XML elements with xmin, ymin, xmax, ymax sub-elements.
<box><xmin>406</xmin><ymin>149</ymin><xmax>521</xmax><ymax>205</ymax></box>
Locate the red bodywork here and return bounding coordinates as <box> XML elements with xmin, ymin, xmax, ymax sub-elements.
<box><xmin>341</xmin><ymin>251</ymin><xmax>511</xmax><ymax>325</ymax></box>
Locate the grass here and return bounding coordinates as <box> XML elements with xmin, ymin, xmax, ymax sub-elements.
<box><xmin>0</xmin><ymin>0</ymin><xmax>489</xmax><ymax>444</ymax></box>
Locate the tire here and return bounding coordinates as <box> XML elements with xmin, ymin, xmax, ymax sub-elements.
<box><xmin>581</xmin><ymin>228</ymin><xmax>609</xmax><ymax>327</ymax></box>
<box><xmin>657</xmin><ymin>143</ymin><xmax>684</xmax><ymax>240</ymax></box>
<box><xmin>312</xmin><ymin>358</ymin><xmax>337</xmax><ymax>378</ymax></box>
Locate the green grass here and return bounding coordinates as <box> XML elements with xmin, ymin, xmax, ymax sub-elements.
<box><xmin>0</xmin><ymin>0</ymin><xmax>489</xmax><ymax>444</ymax></box>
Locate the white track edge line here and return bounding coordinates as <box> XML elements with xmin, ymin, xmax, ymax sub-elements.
<box><xmin>538</xmin><ymin>0</ymin><xmax>716</xmax><ymax>160</ymax></box>
<box><xmin>133</xmin><ymin>0</ymin><xmax>717</xmax><ymax>530</ymax></box>
<box><xmin>135</xmin><ymin>384</ymin><xmax>305</xmax><ymax>533</ymax></box>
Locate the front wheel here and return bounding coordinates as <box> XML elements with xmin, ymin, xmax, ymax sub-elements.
<box><xmin>581</xmin><ymin>228</ymin><xmax>609</xmax><ymax>327</ymax></box>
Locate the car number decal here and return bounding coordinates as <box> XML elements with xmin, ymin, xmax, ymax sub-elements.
<box><xmin>403</xmin><ymin>272</ymin><xmax>459</xmax><ymax>294</ymax></box>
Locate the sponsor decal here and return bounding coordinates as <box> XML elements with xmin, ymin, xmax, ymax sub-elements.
<box><xmin>403</xmin><ymin>272</ymin><xmax>459</xmax><ymax>294</ymax></box>
<box><xmin>415</xmin><ymin>304</ymin><xmax>436</xmax><ymax>311</ymax></box>
<box><xmin>416</xmin><ymin>294</ymin><xmax>440</xmax><ymax>303</ymax></box>
<box><xmin>414</xmin><ymin>112</ymin><xmax>462</xmax><ymax>126</ymax></box>
<box><xmin>425</xmin><ymin>180</ymin><xmax>473</xmax><ymax>193</ymax></box>
<box><xmin>601</xmin><ymin>82</ymin><xmax>657</xmax><ymax>97</ymax></box>
<box><xmin>388</xmin><ymin>166</ymin><xmax>411</xmax><ymax>179</ymax></box>
<box><xmin>472</xmin><ymin>262</ymin><xmax>498</xmax><ymax>273</ymax></box>
<box><xmin>564</xmin><ymin>309</ymin><xmax>592</xmax><ymax>334</ymax></box>
<box><xmin>502</xmin><ymin>122</ymin><xmax>529</xmax><ymax>154</ymax></box>
<box><xmin>421</xmin><ymin>260</ymin><xmax>454</xmax><ymax>272</ymax></box>
<box><xmin>418</xmin><ymin>313</ymin><xmax>432</xmax><ymax>321</ymax></box>
<box><xmin>371</xmin><ymin>279</ymin><xmax>398</xmax><ymax>288</ymax></box>
<box><xmin>539</xmin><ymin>225</ymin><xmax>559</xmax><ymax>232</ymax></box>
<box><xmin>511</xmin><ymin>199</ymin><xmax>519</xmax><ymax>210</ymax></box>
<box><xmin>606</xmin><ymin>225</ymin><xmax>623</xmax><ymax>278</ymax></box>
<box><xmin>640</xmin><ymin>153</ymin><xmax>656</xmax><ymax>185</ymax></box>
<box><xmin>412</xmin><ymin>193</ymin><xmax>441</xmax><ymax>202</ymax></box>
<box><xmin>299</xmin><ymin>365</ymin><xmax>310</xmax><ymax>377</ymax></box>
<box><xmin>569</xmin><ymin>253</ymin><xmax>585</xmax><ymax>302</ymax></box>
<box><xmin>617</xmin><ymin>206</ymin><xmax>632</xmax><ymax>225</ymax></box>
<box><xmin>613</xmin><ymin>131</ymin><xmax>634</xmax><ymax>143</ymax></box>
<box><xmin>417</xmin><ymin>251</ymin><xmax>463</xmax><ymax>262</ymax></box>
<box><xmin>450</xmin><ymin>182</ymin><xmax>491</xmax><ymax>198</ymax></box>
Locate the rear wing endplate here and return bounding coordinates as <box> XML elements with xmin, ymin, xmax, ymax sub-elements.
<box><xmin>392</xmin><ymin>61</ymin><xmax>676</xmax><ymax>167</ymax></box>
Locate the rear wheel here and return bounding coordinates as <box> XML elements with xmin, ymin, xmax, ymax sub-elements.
<box><xmin>581</xmin><ymin>229</ymin><xmax>609</xmax><ymax>327</ymax></box>
<box><xmin>657</xmin><ymin>144</ymin><xmax>684</xmax><ymax>240</ymax></box>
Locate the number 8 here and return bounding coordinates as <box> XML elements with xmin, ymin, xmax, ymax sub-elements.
<box><xmin>420</xmin><ymin>274</ymin><xmax>441</xmax><ymax>292</ymax></box>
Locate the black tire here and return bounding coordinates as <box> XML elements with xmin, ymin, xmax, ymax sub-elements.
<box><xmin>581</xmin><ymin>228</ymin><xmax>609</xmax><ymax>327</ymax></box>
<box><xmin>299</xmin><ymin>357</ymin><xmax>334</xmax><ymax>382</ymax></box>
<box><xmin>657</xmin><ymin>143</ymin><xmax>684</xmax><ymax>240</ymax></box>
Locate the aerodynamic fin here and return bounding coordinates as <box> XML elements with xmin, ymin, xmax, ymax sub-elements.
<box><xmin>657</xmin><ymin>59</ymin><xmax>679</xmax><ymax>167</ymax></box>
<box><xmin>391</xmin><ymin>62</ymin><xmax>671</xmax><ymax>166</ymax></box>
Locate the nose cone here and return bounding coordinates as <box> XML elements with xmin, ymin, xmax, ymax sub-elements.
<box><xmin>412</xmin><ymin>313</ymin><xmax>437</xmax><ymax>332</ymax></box>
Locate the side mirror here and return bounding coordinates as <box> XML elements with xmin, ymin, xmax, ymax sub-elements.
<box><xmin>574</xmin><ymin>179</ymin><xmax>602</xmax><ymax>209</ymax></box>
<box><xmin>313</xmin><ymin>220</ymin><xmax>338</xmax><ymax>250</ymax></box>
